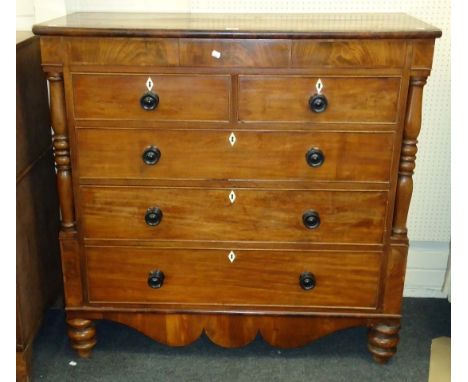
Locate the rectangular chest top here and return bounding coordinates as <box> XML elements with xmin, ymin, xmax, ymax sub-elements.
<box><xmin>32</xmin><ymin>12</ymin><xmax>441</xmax><ymax>39</ymax></box>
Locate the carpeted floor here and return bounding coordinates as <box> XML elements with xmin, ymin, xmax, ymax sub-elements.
<box><xmin>31</xmin><ymin>298</ymin><xmax>450</xmax><ymax>382</ymax></box>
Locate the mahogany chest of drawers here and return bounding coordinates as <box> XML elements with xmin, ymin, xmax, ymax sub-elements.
<box><xmin>33</xmin><ymin>12</ymin><xmax>441</xmax><ymax>363</ymax></box>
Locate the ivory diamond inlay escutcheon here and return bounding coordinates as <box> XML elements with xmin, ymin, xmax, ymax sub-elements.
<box><xmin>146</xmin><ymin>77</ymin><xmax>154</xmax><ymax>91</ymax></box>
<box><xmin>228</xmin><ymin>251</ymin><xmax>236</xmax><ymax>263</ymax></box>
<box><xmin>228</xmin><ymin>132</ymin><xmax>236</xmax><ymax>146</ymax></box>
<box><xmin>229</xmin><ymin>190</ymin><xmax>236</xmax><ymax>204</ymax></box>
<box><xmin>315</xmin><ymin>78</ymin><xmax>323</xmax><ymax>94</ymax></box>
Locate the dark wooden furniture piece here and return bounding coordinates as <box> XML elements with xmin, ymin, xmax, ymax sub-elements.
<box><xmin>32</xmin><ymin>12</ymin><xmax>441</xmax><ymax>363</ymax></box>
<box><xmin>16</xmin><ymin>32</ymin><xmax>62</xmax><ymax>381</ymax></box>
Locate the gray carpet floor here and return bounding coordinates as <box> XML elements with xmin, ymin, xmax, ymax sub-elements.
<box><xmin>32</xmin><ymin>298</ymin><xmax>450</xmax><ymax>382</ymax></box>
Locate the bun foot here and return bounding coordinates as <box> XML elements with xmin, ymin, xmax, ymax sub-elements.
<box><xmin>368</xmin><ymin>322</ymin><xmax>400</xmax><ymax>364</ymax></box>
<box><xmin>67</xmin><ymin>318</ymin><xmax>97</xmax><ymax>358</ymax></box>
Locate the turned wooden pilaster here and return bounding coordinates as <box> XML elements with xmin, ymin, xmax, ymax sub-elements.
<box><xmin>46</xmin><ymin>72</ymin><xmax>75</xmax><ymax>231</ymax></box>
<box><xmin>368</xmin><ymin>322</ymin><xmax>401</xmax><ymax>364</ymax></box>
<box><xmin>67</xmin><ymin>319</ymin><xmax>97</xmax><ymax>358</ymax></box>
<box><xmin>392</xmin><ymin>76</ymin><xmax>428</xmax><ymax>241</ymax></box>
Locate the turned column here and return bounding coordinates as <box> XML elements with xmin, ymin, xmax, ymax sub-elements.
<box><xmin>67</xmin><ymin>319</ymin><xmax>97</xmax><ymax>358</ymax></box>
<box><xmin>47</xmin><ymin>72</ymin><xmax>94</xmax><ymax>356</ymax></box>
<box><xmin>373</xmin><ymin>75</ymin><xmax>429</xmax><ymax>363</ymax></box>
<box><xmin>47</xmin><ymin>72</ymin><xmax>76</xmax><ymax>231</ymax></box>
<box><xmin>368</xmin><ymin>323</ymin><xmax>401</xmax><ymax>364</ymax></box>
<box><xmin>392</xmin><ymin>76</ymin><xmax>428</xmax><ymax>241</ymax></box>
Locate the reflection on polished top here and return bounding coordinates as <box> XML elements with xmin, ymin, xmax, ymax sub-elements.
<box><xmin>32</xmin><ymin>12</ymin><xmax>442</xmax><ymax>38</ymax></box>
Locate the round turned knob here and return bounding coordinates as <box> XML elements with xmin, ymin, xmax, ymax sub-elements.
<box><xmin>140</xmin><ymin>91</ymin><xmax>159</xmax><ymax>111</ymax></box>
<box><xmin>148</xmin><ymin>270</ymin><xmax>165</xmax><ymax>288</ymax></box>
<box><xmin>145</xmin><ymin>207</ymin><xmax>163</xmax><ymax>226</ymax></box>
<box><xmin>302</xmin><ymin>210</ymin><xmax>320</xmax><ymax>229</ymax></box>
<box><xmin>142</xmin><ymin>146</ymin><xmax>161</xmax><ymax>165</ymax></box>
<box><xmin>299</xmin><ymin>272</ymin><xmax>316</xmax><ymax>290</ymax></box>
<box><xmin>309</xmin><ymin>94</ymin><xmax>328</xmax><ymax>113</ymax></box>
<box><xmin>306</xmin><ymin>148</ymin><xmax>324</xmax><ymax>167</ymax></box>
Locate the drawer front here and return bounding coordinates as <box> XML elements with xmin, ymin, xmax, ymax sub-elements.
<box><xmin>76</xmin><ymin>129</ymin><xmax>395</xmax><ymax>182</ymax></box>
<box><xmin>65</xmin><ymin>39</ymin><xmax>405</xmax><ymax>68</ymax></box>
<box><xmin>86</xmin><ymin>246</ymin><xmax>381</xmax><ymax>309</ymax></box>
<box><xmin>81</xmin><ymin>187</ymin><xmax>388</xmax><ymax>244</ymax></box>
<box><xmin>72</xmin><ymin>74</ymin><xmax>230</xmax><ymax>121</ymax></box>
<box><xmin>291</xmin><ymin>40</ymin><xmax>406</xmax><ymax>68</ymax></box>
<box><xmin>238</xmin><ymin>76</ymin><xmax>401</xmax><ymax>123</ymax></box>
<box><xmin>179</xmin><ymin>39</ymin><xmax>290</xmax><ymax>67</ymax></box>
<box><xmin>69</xmin><ymin>38</ymin><xmax>180</xmax><ymax>66</ymax></box>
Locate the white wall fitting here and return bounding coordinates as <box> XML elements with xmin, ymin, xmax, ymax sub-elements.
<box><xmin>16</xmin><ymin>0</ymin><xmax>451</xmax><ymax>298</ymax></box>
<box><xmin>404</xmin><ymin>242</ymin><xmax>450</xmax><ymax>298</ymax></box>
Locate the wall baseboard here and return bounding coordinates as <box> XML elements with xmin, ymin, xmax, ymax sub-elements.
<box><xmin>403</xmin><ymin>287</ymin><xmax>447</xmax><ymax>298</ymax></box>
<box><xmin>403</xmin><ymin>241</ymin><xmax>450</xmax><ymax>299</ymax></box>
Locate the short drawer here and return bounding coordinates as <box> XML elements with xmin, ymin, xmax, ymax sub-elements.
<box><xmin>76</xmin><ymin>129</ymin><xmax>395</xmax><ymax>182</ymax></box>
<box><xmin>291</xmin><ymin>40</ymin><xmax>406</xmax><ymax>68</ymax></box>
<box><xmin>68</xmin><ymin>38</ymin><xmax>180</xmax><ymax>66</ymax></box>
<box><xmin>238</xmin><ymin>75</ymin><xmax>401</xmax><ymax>123</ymax></box>
<box><xmin>179</xmin><ymin>39</ymin><xmax>290</xmax><ymax>67</ymax></box>
<box><xmin>86</xmin><ymin>246</ymin><xmax>381</xmax><ymax>309</ymax></box>
<box><xmin>72</xmin><ymin>73</ymin><xmax>230</xmax><ymax>121</ymax></box>
<box><xmin>81</xmin><ymin>187</ymin><xmax>388</xmax><ymax>244</ymax></box>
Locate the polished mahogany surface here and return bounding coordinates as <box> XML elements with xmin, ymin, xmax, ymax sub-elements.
<box><xmin>33</xmin><ymin>12</ymin><xmax>440</xmax><ymax>364</ymax></box>
<box><xmin>33</xmin><ymin>12</ymin><xmax>441</xmax><ymax>38</ymax></box>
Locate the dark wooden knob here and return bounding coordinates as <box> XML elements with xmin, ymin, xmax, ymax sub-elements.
<box><xmin>299</xmin><ymin>272</ymin><xmax>316</xmax><ymax>290</ymax></box>
<box><xmin>306</xmin><ymin>148</ymin><xmax>324</xmax><ymax>167</ymax></box>
<box><xmin>145</xmin><ymin>207</ymin><xmax>163</xmax><ymax>226</ymax></box>
<box><xmin>148</xmin><ymin>270</ymin><xmax>165</xmax><ymax>288</ymax></box>
<box><xmin>309</xmin><ymin>94</ymin><xmax>328</xmax><ymax>113</ymax></box>
<box><xmin>140</xmin><ymin>91</ymin><xmax>159</xmax><ymax>110</ymax></box>
<box><xmin>142</xmin><ymin>146</ymin><xmax>161</xmax><ymax>165</ymax></box>
<box><xmin>302</xmin><ymin>210</ymin><xmax>320</xmax><ymax>229</ymax></box>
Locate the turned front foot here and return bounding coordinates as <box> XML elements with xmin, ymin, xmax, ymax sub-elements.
<box><xmin>367</xmin><ymin>323</ymin><xmax>400</xmax><ymax>364</ymax></box>
<box><xmin>67</xmin><ymin>318</ymin><xmax>97</xmax><ymax>358</ymax></box>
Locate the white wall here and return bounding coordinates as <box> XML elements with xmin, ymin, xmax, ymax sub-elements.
<box><xmin>16</xmin><ymin>0</ymin><xmax>35</xmax><ymax>30</ymax></box>
<box><xmin>17</xmin><ymin>0</ymin><xmax>451</xmax><ymax>298</ymax></box>
<box><xmin>16</xmin><ymin>0</ymin><xmax>67</xmax><ymax>29</ymax></box>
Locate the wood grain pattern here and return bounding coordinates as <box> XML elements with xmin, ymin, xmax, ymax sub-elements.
<box><xmin>39</xmin><ymin>36</ymin><xmax>65</xmax><ymax>66</ymax></box>
<box><xmin>76</xmin><ymin>129</ymin><xmax>395</xmax><ymax>182</ymax></box>
<box><xmin>382</xmin><ymin>243</ymin><xmax>408</xmax><ymax>313</ymax></box>
<box><xmin>68</xmin><ymin>37</ymin><xmax>179</xmax><ymax>66</ymax></box>
<box><xmin>72</xmin><ymin>73</ymin><xmax>230</xmax><ymax>121</ymax></box>
<box><xmin>392</xmin><ymin>76</ymin><xmax>427</xmax><ymax>240</ymax></box>
<box><xmin>411</xmin><ymin>40</ymin><xmax>436</xmax><ymax>70</ymax></box>
<box><xmin>32</xmin><ymin>12</ymin><xmax>442</xmax><ymax>39</ymax></box>
<box><xmin>59</xmin><ymin>231</ymin><xmax>83</xmax><ymax>307</ymax></box>
<box><xmin>16</xmin><ymin>347</ymin><xmax>31</xmax><ymax>382</ymax></box>
<box><xmin>48</xmin><ymin>72</ymin><xmax>76</xmax><ymax>231</ymax></box>
<box><xmin>368</xmin><ymin>322</ymin><xmax>401</xmax><ymax>363</ymax></box>
<box><xmin>33</xmin><ymin>12</ymin><xmax>440</xmax><ymax>362</ymax></box>
<box><xmin>80</xmin><ymin>187</ymin><xmax>388</xmax><ymax>244</ymax></box>
<box><xmin>86</xmin><ymin>246</ymin><xmax>381</xmax><ymax>308</ymax></box>
<box><xmin>292</xmin><ymin>40</ymin><xmax>406</xmax><ymax>68</ymax></box>
<box><xmin>67</xmin><ymin>318</ymin><xmax>97</xmax><ymax>358</ymax></box>
<box><xmin>238</xmin><ymin>76</ymin><xmax>401</xmax><ymax>123</ymax></box>
<box><xmin>38</xmin><ymin>36</ymin><xmax>422</xmax><ymax>69</ymax></box>
<box><xmin>179</xmin><ymin>39</ymin><xmax>290</xmax><ymax>67</ymax></box>
<box><xmin>65</xmin><ymin>312</ymin><xmax>396</xmax><ymax>351</ymax></box>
